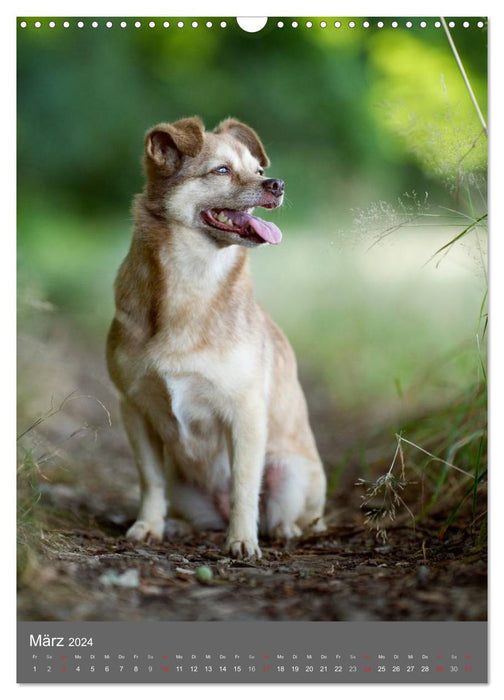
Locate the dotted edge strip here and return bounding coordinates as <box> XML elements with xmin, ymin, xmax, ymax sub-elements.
<box><xmin>283</xmin><ymin>19</ymin><xmax>486</xmax><ymax>29</ymax></box>
<box><xmin>18</xmin><ymin>19</ymin><xmax>228</xmax><ymax>29</ymax></box>
<box><xmin>18</xmin><ymin>18</ymin><xmax>487</xmax><ymax>30</ymax></box>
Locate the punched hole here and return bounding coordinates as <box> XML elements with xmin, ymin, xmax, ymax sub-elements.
<box><xmin>237</xmin><ymin>17</ymin><xmax>268</xmax><ymax>32</ymax></box>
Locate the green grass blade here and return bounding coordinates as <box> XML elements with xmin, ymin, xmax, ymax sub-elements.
<box><xmin>431</xmin><ymin>214</ymin><xmax>487</xmax><ymax>258</ymax></box>
<box><xmin>439</xmin><ymin>469</ymin><xmax>487</xmax><ymax>539</ymax></box>
<box><xmin>472</xmin><ymin>436</ymin><xmax>485</xmax><ymax>518</ymax></box>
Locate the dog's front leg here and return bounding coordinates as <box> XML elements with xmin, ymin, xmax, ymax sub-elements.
<box><xmin>226</xmin><ymin>394</ymin><xmax>267</xmax><ymax>559</ymax></box>
<box><xmin>121</xmin><ymin>399</ymin><xmax>167</xmax><ymax>542</ymax></box>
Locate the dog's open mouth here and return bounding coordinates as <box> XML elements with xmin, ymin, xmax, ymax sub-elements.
<box><xmin>201</xmin><ymin>209</ymin><xmax>282</xmax><ymax>245</ymax></box>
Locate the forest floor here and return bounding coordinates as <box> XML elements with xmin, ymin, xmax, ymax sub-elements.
<box><xmin>17</xmin><ymin>318</ymin><xmax>487</xmax><ymax>622</ymax></box>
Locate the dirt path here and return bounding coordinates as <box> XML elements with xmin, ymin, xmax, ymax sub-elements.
<box><xmin>17</xmin><ymin>321</ymin><xmax>487</xmax><ymax>622</ymax></box>
<box><xmin>18</xmin><ymin>513</ymin><xmax>486</xmax><ymax>622</ymax></box>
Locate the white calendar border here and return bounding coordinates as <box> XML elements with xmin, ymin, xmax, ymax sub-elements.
<box><xmin>4</xmin><ymin>0</ymin><xmax>502</xmax><ymax>697</ymax></box>
<box><xmin>3</xmin><ymin>0</ymin><xmax>499</xmax><ymax>18</ymax></box>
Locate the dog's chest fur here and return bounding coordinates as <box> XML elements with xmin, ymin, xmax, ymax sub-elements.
<box><xmin>162</xmin><ymin>372</ymin><xmax>230</xmax><ymax>487</ymax></box>
<box><xmin>127</xmin><ymin>341</ymin><xmax>263</xmax><ymax>487</ymax></box>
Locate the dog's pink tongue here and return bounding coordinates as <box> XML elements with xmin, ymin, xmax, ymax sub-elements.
<box><xmin>247</xmin><ymin>214</ymin><xmax>282</xmax><ymax>244</ymax></box>
<box><xmin>223</xmin><ymin>210</ymin><xmax>282</xmax><ymax>245</ymax></box>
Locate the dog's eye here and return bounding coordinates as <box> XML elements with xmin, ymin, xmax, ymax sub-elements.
<box><xmin>257</xmin><ymin>168</ymin><xmax>264</xmax><ymax>176</ymax></box>
<box><xmin>213</xmin><ymin>166</ymin><xmax>231</xmax><ymax>175</ymax></box>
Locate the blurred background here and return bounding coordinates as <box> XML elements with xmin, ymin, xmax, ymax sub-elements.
<box><xmin>18</xmin><ymin>18</ymin><xmax>487</xmax><ymax>410</ymax></box>
<box><xmin>17</xmin><ymin>18</ymin><xmax>488</xmax><ymax>621</ymax></box>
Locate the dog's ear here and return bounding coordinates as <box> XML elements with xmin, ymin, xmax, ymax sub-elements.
<box><xmin>214</xmin><ymin>119</ymin><xmax>270</xmax><ymax>168</ymax></box>
<box><xmin>145</xmin><ymin>117</ymin><xmax>205</xmax><ymax>174</ymax></box>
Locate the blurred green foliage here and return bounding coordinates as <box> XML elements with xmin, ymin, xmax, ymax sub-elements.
<box><xmin>369</xmin><ymin>30</ymin><xmax>487</xmax><ymax>178</ymax></box>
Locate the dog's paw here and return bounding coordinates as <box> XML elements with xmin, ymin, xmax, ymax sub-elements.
<box><xmin>271</xmin><ymin>522</ymin><xmax>302</xmax><ymax>540</ymax></box>
<box><xmin>126</xmin><ymin>519</ymin><xmax>164</xmax><ymax>543</ymax></box>
<box><xmin>310</xmin><ymin>517</ymin><xmax>327</xmax><ymax>533</ymax></box>
<box><xmin>225</xmin><ymin>537</ymin><xmax>262</xmax><ymax>560</ymax></box>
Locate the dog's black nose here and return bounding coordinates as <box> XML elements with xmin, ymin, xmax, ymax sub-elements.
<box><xmin>262</xmin><ymin>178</ymin><xmax>285</xmax><ymax>197</ymax></box>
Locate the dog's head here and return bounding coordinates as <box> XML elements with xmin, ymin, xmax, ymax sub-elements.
<box><xmin>143</xmin><ymin>117</ymin><xmax>284</xmax><ymax>247</ymax></box>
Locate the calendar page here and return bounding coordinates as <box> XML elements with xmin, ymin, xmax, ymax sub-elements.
<box><xmin>16</xmin><ymin>15</ymin><xmax>488</xmax><ymax>684</ymax></box>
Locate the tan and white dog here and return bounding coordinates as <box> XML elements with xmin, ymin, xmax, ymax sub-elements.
<box><xmin>107</xmin><ymin>117</ymin><xmax>326</xmax><ymax>559</ymax></box>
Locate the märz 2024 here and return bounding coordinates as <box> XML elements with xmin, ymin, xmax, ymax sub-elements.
<box><xmin>29</xmin><ymin>635</ymin><xmax>94</xmax><ymax>647</ymax></box>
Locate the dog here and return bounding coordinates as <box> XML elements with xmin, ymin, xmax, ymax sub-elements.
<box><xmin>106</xmin><ymin>117</ymin><xmax>326</xmax><ymax>559</ymax></box>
